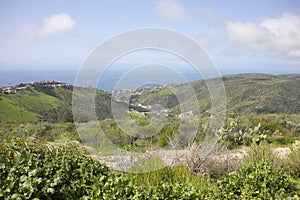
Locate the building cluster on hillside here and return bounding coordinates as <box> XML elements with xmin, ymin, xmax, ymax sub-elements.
<box><xmin>1</xmin><ymin>81</ymin><xmax>70</xmax><ymax>94</ymax></box>
<box><xmin>111</xmin><ymin>86</ymin><xmax>194</xmax><ymax>119</ymax></box>
<box><xmin>111</xmin><ymin>86</ymin><xmax>162</xmax><ymax>103</ymax></box>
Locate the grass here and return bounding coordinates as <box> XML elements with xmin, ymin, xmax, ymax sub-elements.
<box><xmin>285</xmin><ymin>144</ymin><xmax>300</xmax><ymax>178</ymax></box>
<box><xmin>128</xmin><ymin>156</ymin><xmax>165</xmax><ymax>173</ymax></box>
<box><xmin>0</xmin><ymin>122</ymin><xmax>79</xmax><ymax>141</ymax></box>
<box><xmin>128</xmin><ymin>163</ymin><xmax>214</xmax><ymax>189</ymax></box>
<box><xmin>0</xmin><ymin>97</ymin><xmax>37</xmax><ymax>123</ymax></box>
<box><xmin>4</xmin><ymin>90</ymin><xmax>63</xmax><ymax>114</ymax></box>
<box><xmin>0</xmin><ymin>89</ymin><xmax>72</xmax><ymax>123</ymax></box>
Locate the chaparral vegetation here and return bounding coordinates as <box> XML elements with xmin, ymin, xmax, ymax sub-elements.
<box><xmin>1</xmin><ymin>74</ymin><xmax>300</xmax><ymax>199</ymax></box>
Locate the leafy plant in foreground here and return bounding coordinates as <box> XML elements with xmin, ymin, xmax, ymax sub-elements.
<box><xmin>216</xmin><ymin>144</ymin><xmax>299</xmax><ymax>199</ymax></box>
<box><xmin>0</xmin><ymin>137</ymin><xmax>129</xmax><ymax>199</ymax></box>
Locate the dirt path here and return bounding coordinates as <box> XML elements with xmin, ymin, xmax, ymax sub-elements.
<box><xmin>91</xmin><ymin>146</ymin><xmax>295</xmax><ymax>172</ymax></box>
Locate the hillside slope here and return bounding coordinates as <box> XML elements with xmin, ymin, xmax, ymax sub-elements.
<box><xmin>0</xmin><ymin>81</ymin><xmax>114</xmax><ymax>123</ymax></box>
<box><xmin>0</xmin><ymin>82</ymin><xmax>71</xmax><ymax>123</ymax></box>
<box><xmin>136</xmin><ymin>74</ymin><xmax>300</xmax><ymax>115</ymax></box>
<box><xmin>1</xmin><ymin>74</ymin><xmax>299</xmax><ymax>124</ymax></box>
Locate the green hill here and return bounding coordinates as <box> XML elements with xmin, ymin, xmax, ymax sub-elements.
<box><xmin>0</xmin><ymin>85</ymin><xmax>71</xmax><ymax>123</ymax></box>
<box><xmin>0</xmin><ymin>97</ymin><xmax>37</xmax><ymax>123</ymax></box>
<box><xmin>1</xmin><ymin>74</ymin><xmax>299</xmax><ymax>124</ymax></box>
<box><xmin>0</xmin><ymin>81</ymin><xmax>114</xmax><ymax>123</ymax></box>
<box><xmin>136</xmin><ymin>73</ymin><xmax>300</xmax><ymax>115</ymax></box>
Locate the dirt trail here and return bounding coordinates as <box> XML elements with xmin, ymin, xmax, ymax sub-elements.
<box><xmin>91</xmin><ymin>145</ymin><xmax>296</xmax><ymax>172</ymax></box>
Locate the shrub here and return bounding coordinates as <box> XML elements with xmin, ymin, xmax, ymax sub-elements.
<box><xmin>286</xmin><ymin>141</ymin><xmax>300</xmax><ymax>178</ymax></box>
<box><xmin>1</xmin><ymin>137</ymin><xmax>299</xmax><ymax>199</ymax></box>
<box><xmin>216</xmin><ymin>144</ymin><xmax>299</xmax><ymax>199</ymax></box>
<box><xmin>0</xmin><ymin>137</ymin><xmax>131</xmax><ymax>199</ymax></box>
<box><xmin>128</xmin><ymin>164</ymin><xmax>216</xmax><ymax>199</ymax></box>
<box><xmin>184</xmin><ymin>143</ymin><xmax>242</xmax><ymax>178</ymax></box>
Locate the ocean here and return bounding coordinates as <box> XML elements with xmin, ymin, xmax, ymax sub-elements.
<box><xmin>0</xmin><ymin>68</ymin><xmax>203</xmax><ymax>91</ymax></box>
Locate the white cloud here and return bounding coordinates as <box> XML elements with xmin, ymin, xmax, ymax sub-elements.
<box><xmin>38</xmin><ymin>13</ymin><xmax>75</xmax><ymax>38</ymax></box>
<box><xmin>153</xmin><ymin>0</ymin><xmax>187</xmax><ymax>22</ymax></box>
<box><xmin>226</xmin><ymin>13</ymin><xmax>300</xmax><ymax>58</ymax></box>
<box><xmin>226</xmin><ymin>22</ymin><xmax>269</xmax><ymax>50</ymax></box>
<box><xmin>261</xmin><ymin>13</ymin><xmax>300</xmax><ymax>58</ymax></box>
<box><xmin>17</xmin><ymin>12</ymin><xmax>75</xmax><ymax>39</ymax></box>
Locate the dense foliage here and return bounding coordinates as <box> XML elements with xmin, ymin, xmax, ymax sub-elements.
<box><xmin>216</xmin><ymin>145</ymin><xmax>299</xmax><ymax>199</ymax></box>
<box><xmin>0</xmin><ymin>137</ymin><xmax>136</xmax><ymax>199</ymax></box>
<box><xmin>1</xmin><ymin>137</ymin><xmax>299</xmax><ymax>199</ymax></box>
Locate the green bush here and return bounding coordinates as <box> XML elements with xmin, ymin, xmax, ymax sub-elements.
<box><xmin>1</xmin><ymin>137</ymin><xmax>300</xmax><ymax>199</ymax></box>
<box><xmin>216</xmin><ymin>145</ymin><xmax>299</xmax><ymax>199</ymax></box>
<box><xmin>286</xmin><ymin>142</ymin><xmax>300</xmax><ymax>178</ymax></box>
<box><xmin>158</xmin><ymin>123</ymin><xmax>179</xmax><ymax>147</ymax></box>
<box><xmin>0</xmin><ymin>137</ymin><xmax>131</xmax><ymax>199</ymax></box>
<box><xmin>218</xmin><ymin>120</ymin><xmax>268</xmax><ymax>148</ymax></box>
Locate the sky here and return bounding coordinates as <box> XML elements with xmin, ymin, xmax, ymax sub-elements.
<box><xmin>1</xmin><ymin>0</ymin><xmax>300</xmax><ymax>74</ymax></box>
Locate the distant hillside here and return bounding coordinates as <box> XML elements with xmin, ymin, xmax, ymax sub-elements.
<box><xmin>135</xmin><ymin>74</ymin><xmax>300</xmax><ymax>115</ymax></box>
<box><xmin>0</xmin><ymin>81</ymin><xmax>113</xmax><ymax>123</ymax></box>
<box><xmin>222</xmin><ymin>74</ymin><xmax>300</xmax><ymax>114</ymax></box>
<box><xmin>1</xmin><ymin>74</ymin><xmax>299</xmax><ymax>124</ymax></box>
<box><xmin>0</xmin><ymin>81</ymin><xmax>70</xmax><ymax>123</ymax></box>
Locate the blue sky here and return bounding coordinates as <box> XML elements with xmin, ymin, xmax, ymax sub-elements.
<box><xmin>1</xmin><ymin>0</ymin><xmax>300</xmax><ymax>74</ymax></box>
